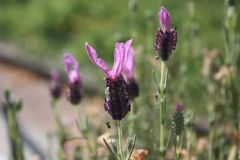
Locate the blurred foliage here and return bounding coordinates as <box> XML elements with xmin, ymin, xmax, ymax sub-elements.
<box><xmin>0</xmin><ymin>0</ymin><xmax>239</xmax><ymax>112</ymax></box>
<box><xmin>1</xmin><ymin>1</ymin><xmax>239</xmax><ymax>159</ymax></box>
<box><xmin>0</xmin><ymin>0</ymin><xmax>239</xmax><ymax>61</ymax></box>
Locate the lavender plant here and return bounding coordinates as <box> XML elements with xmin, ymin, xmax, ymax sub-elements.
<box><xmin>85</xmin><ymin>39</ymin><xmax>136</xmax><ymax>160</ymax></box>
<box><xmin>154</xmin><ymin>7</ymin><xmax>177</xmax><ymax>159</ymax></box>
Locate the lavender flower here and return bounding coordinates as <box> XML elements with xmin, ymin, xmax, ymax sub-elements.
<box><xmin>85</xmin><ymin>40</ymin><xmax>132</xmax><ymax>120</ymax></box>
<box><xmin>63</xmin><ymin>53</ymin><xmax>82</xmax><ymax>105</ymax></box>
<box><xmin>172</xmin><ymin>103</ymin><xmax>184</xmax><ymax>135</ymax></box>
<box><xmin>49</xmin><ymin>69</ymin><xmax>62</xmax><ymax>99</ymax></box>
<box><xmin>122</xmin><ymin>47</ymin><xmax>139</xmax><ymax>100</ymax></box>
<box><xmin>155</xmin><ymin>7</ymin><xmax>177</xmax><ymax>61</ymax></box>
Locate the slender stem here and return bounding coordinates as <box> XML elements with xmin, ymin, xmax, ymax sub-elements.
<box><xmin>186</xmin><ymin>130</ymin><xmax>192</xmax><ymax>160</ymax></box>
<box><xmin>160</xmin><ymin>61</ymin><xmax>167</xmax><ymax>160</ymax></box>
<box><xmin>52</xmin><ymin>100</ymin><xmax>62</xmax><ymax>129</ymax></box>
<box><xmin>208</xmin><ymin>130</ymin><xmax>213</xmax><ymax>160</ymax></box>
<box><xmin>175</xmin><ymin>135</ymin><xmax>181</xmax><ymax>160</ymax></box>
<box><xmin>117</xmin><ymin>120</ymin><xmax>124</xmax><ymax>160</ymax></box>
<box><xmin>7</xmin><ymin>108</ymin><xmax>24</xmax><ymax>160</ymax></box>
<box><xmin>52</xmin><ymin>100</ymin><xmax>66</xmax><ymax>160</ymax></box>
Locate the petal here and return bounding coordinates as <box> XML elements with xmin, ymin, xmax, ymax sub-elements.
<box><xmin>63</xmin><ymin>53</ymin><xmax>80</xmax><ymax>81</ymax></box>
<box><xmin>122</xmin><ymin>39</ymin><xmax>133</xmax><ymax>65</ymax></box>
<box><xmin>122</xmin><ymin>47</ymin><xmax>135</xmax><ymax>79</ymax></box>
<box><xmin>51</xmin><ymin>69</ymin><xmax>59</xmax><ymax>81</ymax></box>
<box><xmin>110</xmin><ymin>39</ymin><xmax>133</xmax><ymax>79</ymax></box>
<box><xmin>63</xmin><ymin>53</ymin><xmax>78</xmax><ymax>74</ymax></box>
<box><xmin>85</xmin><ymin>43</ymin><xmax>111</xmax><ymax>77</ymax></box>
<box><xmin>110</xmin><ymin>43</ymin><xmax>123</xmax><ymax>79</ymax></box>
<box><xmin>69</xmin><ymin>70</ymin><xmax>80</xmax><ymax>84</ymax></box>
<box><xmin>159</xmin><ymin>7</ymin><xmax>171</xmax><ymax>32</ymax></box>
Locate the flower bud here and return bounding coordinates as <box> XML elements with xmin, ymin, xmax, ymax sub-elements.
<box><xmin>49</xmin><ymin>69</ymin><xmax>62</xmax><ymax>100</ymax></box>
<box><xmin>172</xmin><ymin>103</ymin><xmax>184</xmax><ymax>135</ymax></box>
<box><xmin>155</xmin><ymin>7</ymin><xmax>177</xmax><ymax>61</ymax></box>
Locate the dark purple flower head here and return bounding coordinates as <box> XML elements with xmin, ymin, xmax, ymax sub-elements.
<box><xmin>175</xmin><ymin>103</ymin><xmax>184</xmax><ymax>112</ymax></box>
<box><xmin>155</xmin><ymin>7</ymin><xmax>177</xmax><ymax>61</ymax></box>
<box><xmin>50</xmin><ymin>69</ymin><xmax>62</xmax><ymax>99</ymax></box>
<box><xmin>125</xmin><ymin>78</ymin><xmax>139</xmax><ymax>100</ymax></box>
<box><xmin>104</xmin><ymin>75</ymin><xmax>131</xmax><ymax>120</ymax></box>
<box><xmin>63</xmin><ymin>53</ymin><xmax>82</xmax><ymax>105</ymax></box>
<box><xmin>85</xmin><ymin>39</ymin><xmax>132</xmax><ymax>80</ymax></box>
<box><xmin>85</xmin><ymin>40</ymin><xmax>133</xmax><ymax>120</ymax></box>
<box><xmin>122</xmin><ymin>48</ymin><xmax>139</xmax><ymax>100</ymax></box>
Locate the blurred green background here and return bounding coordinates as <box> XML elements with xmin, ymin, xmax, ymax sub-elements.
<box><xmin>0</xmin><ymin>0</ymin><xmax>239</xmax><ymax>61</ymax></box>
<box><xmin>0</xmin><ymin>0</ymin><xmax>239</xmax><ymax>113</ymax></box>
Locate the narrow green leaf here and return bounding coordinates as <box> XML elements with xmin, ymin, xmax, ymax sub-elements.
<box><xmin>103</xmin><ymin>138</ymin><xmax>119</xmax><ymax>160</ymax></box>
<box><xmin>126</xmin><ymin>135</ymin><xmax>136</xmax><ymax>160</ymax></box>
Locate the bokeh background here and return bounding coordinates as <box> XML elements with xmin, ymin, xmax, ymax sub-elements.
<box><xmin>0</xmin><ymin>0</ymin><xmax>239</xmax><ymax>159</ymax></box>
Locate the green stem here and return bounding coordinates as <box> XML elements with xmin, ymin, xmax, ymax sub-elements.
<box><xmin>208</xmin><ymin>130</ymin><xmax>213</xmax><ymax>160</ymax></box>
<box><xmin>52</xmin><ymin>100</ymin><xmax>61</xmax><ymax>127</ymax></box>
<box><xmin>175</xmin><ymin>135</ymin><xmax>181</xmax><ymax>160</ymax></box>
<box><xmin>7</xmin><ymin>107</ymin><xmax>24</xmax><ymax>160</ymax></box>
<box><xmin>117</xmin><ymin>120</ymin><xmax>124</xmax><ymax>160</ymax></box>
<box><xmin>160</xmin><ymin>61</ymin><xmax>167</xmax><ymax>160</ymax></box>
<box><xmin>52</xmin><ymin>100</ymin><xmax>66</xmax><ymax>160</ymax></box>
<box><xmin>186</xmin><ymin>130</ymin><xmax>192</xmax><ymax>160</ymax></box>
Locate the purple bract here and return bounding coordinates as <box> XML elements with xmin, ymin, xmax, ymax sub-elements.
<box><xmin>85</xmin><ymin>39</ymin><xmax>132</xmax><ymax>80</ymax></box>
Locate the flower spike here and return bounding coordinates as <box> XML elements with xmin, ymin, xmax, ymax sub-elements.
<box><xmin>85</xmin><ymin>39</ymin><xmax>133</xmax><ymax>120</ymax></box>
<box><xmin>49</xmin><ymin>69</ymin><xmax>62</xmax><ymax>99</ymax></box>
<box><xmin>63</xmin><ymin>53</ymin><xmax>82</xmax><ymax>105</ymax></box>
<box><xmin>155</xmin><ymin>7</ymin><xmax>177</xmax><ymax>61</ymax></box>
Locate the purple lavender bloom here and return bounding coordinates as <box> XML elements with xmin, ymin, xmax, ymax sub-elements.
<box><xmin>63</xmin><ymin>53</ymin><xmax>82</xmax><ymax>105</ymax></box>
<box><xmin>155</xmin><ymin>7</ymin><xmax>177</xmax><ymax>61</ymax></box>
<box><xmin>173</xmin><ymin>103</ymin><xmax>184</xmax><ymax>135</ymax></box>
<box><xmin>122</xmin><ymin>47</ymin><xmax>139</xmax><ymax>100</ymax></box>
<box><xmin>85</xmin><ymin>40</ymin><xmax>132</xmax><ymax>120</ymax></box>
<box><xmin>49</xmin><ymin>69</ymin><xmax>62</xmax><ymax>99</ymax></box>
